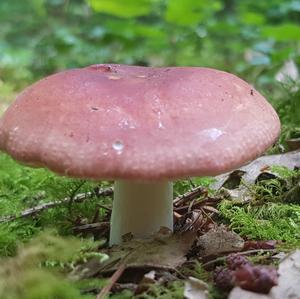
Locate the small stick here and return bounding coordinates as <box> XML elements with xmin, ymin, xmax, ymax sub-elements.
<box><xmin>96</xmin><ymin>263</ymin><xmax>126</xmax><ymax>299</ymax></box>
<box><xmin>173</xmin><ymin>186</ymin><xmax>207</xmax><ymax>207</ymax></box>
<box><xmin>96</xmin><ymin>203</ymin><xmax>112</xmax><ymax>212</ymax></box>
<box><xmin>0</xmin><ymin>187</ymin><xmax>113</xmax><ymax>223</ymax></box>
<box><xmin>73</xmin><ymin>222</ymin><xmax>110</xmax><ymax>234</ymax></box>
<box><xmin>174</xmin><ymin>197</ymin><xmax>220</xmax><ymax>213</ymax></box>
<box><xmin>202</xmin><ymin>248</ymin><xmax>277</xmax><ymax>267</ymax></box>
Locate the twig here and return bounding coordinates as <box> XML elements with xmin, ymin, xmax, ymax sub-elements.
<box><xmin>174</xmin><ymin>197</ymin><xmax>220</xmax><ymax>212</ymax></box>
<box><xmin>173</xmin><ymin>186</ymin><xmax>207</xmax><ymax>207</ymax></box>
<box><xmin>0</xmin><ymin>187</ymin><xmax>113</xmax><ymax>223</ymax></box>
<box><xmin>95</xmin><ymin>242</ymin><xmax>145</xmax><ymax>298</ymax></box>
<box><xmin>202</xmin><ymin>248</ymin><xmax>277</xmax><ymax>268</ymax></box>
<box><xmin>96</xmin><ymin>203</ymin><xmax>112</xmax><ymax>212</ymax></box>
<box><xmin>96</xmin><ymin>263</ymin><xmax>126</xmax><ymax>299</ymax></box>
<box><xmin>68</xmin><ymin>181</ymin><xmax>87</xmax><ymax>213</ymax></box>
<box><xmin>73</xmin><ymin>222</ymin><xmax>110</xmax><ymax>234</ymax></box>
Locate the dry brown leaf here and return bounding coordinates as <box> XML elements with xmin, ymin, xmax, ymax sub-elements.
<box><xmin>196</xmin><ymin>226</ymin><xmax>244</xmax><ymax>257</ymax></box>
<box><xmin>70</xmin><ymin>231</ymin><xmax>196</xmax><ymax>280</ymax></box>
<box><xmin>286</xmin><ymin>138</ymin><xmax>300</xmax><ymax>151</ymax></box>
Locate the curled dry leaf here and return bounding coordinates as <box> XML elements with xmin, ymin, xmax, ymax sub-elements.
<box><xmin>184</xmin><ymin>277</ymin><xmax>209</xmax><ymax>299</ymax></box>
<box><xmin>213</xmin><ymin>150</ymin><xmax>300</xmax><ymax>190</ymax></box>
<box><xmin>221</xmin><ymin>170</ymin><xmax>247</xmax><ymax>190</ymax></box>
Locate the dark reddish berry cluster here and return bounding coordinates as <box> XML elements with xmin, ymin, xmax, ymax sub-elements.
<box><xmin>214</xmin><ymin>253</ymin><xmax>278</xmax><ymax>294</ymax></box>
<box><xmin>234</xmin><ymin>264</ymin><xmax>278</xmax><ymax>294</ymax></box>
<box><xmin>226</xmin><ymin>253</ymin><xmax>251</xmax><ymax>270</ymax></box>
<box><xmin>213</xmin><ymin>267</ymin><xmax>234</xmax><ymax>291</ymax></box>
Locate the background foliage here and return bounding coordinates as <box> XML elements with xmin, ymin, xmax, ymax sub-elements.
<box><xmin>0</xmin><ymin>1</ymin><xmax>299</xmax><ymax>83</ymax></box>
<box><xmin>1</xmin><ymin>0</ymin><xmax>300</xmax><ymax>126</ymax></box>
<box><xmin>0</xmin><ymin>1</ymin><xmax>299</xmax><ymax>298</ymax></box>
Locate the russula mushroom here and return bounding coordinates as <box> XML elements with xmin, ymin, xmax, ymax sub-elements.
<box><xmin>0</xmin><ymin>64</ymin><xmax>280</xmax><ymax>245</ymax></box>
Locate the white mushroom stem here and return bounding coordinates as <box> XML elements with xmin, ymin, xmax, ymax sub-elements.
<box><xmin>109</xmin><ymin>180</ymin><xmax>173</xmax><ymax>245</ymax></box>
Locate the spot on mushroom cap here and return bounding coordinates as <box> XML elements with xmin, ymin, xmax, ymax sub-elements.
<box><xmin>0</xmin><ymin>64</ymin><xmax>280</xmax><ymax>180</ymax></box>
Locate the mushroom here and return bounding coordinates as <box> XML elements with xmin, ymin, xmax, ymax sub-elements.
<box><xmin>0</xmin><ymin>64</ymin><xmax>280</xmax><ymax>245</ymax></box>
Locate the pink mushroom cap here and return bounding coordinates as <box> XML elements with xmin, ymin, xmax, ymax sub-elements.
<box><xmin>0</xmin><ymin>64</ymin><xmax>280</xmax><ymax>180</ymax></box>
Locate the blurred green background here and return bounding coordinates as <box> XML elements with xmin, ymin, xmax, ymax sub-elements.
<box><xmin>0</xmin><ymin>3</ymin><xmax>299</xmax><ymax>297</ymax></box>
<box><xmin>0</xmin><ymin>0</ymin><xmax>299</xmax><ymax>126</ymax></box>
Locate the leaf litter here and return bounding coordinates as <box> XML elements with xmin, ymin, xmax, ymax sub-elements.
<box><xmin>229</xmin><ymin>250</ymin><xmax>300</xmax><ymax>299</ymax></box>
<box><xmin>66</xmin><ymin>150</ymin><xmax>299</xmax><ymax>297</ymax></box>
<box><xmin>1</xmin><ymin>150</ymin><xmax>299</xmax><ymax>298</ymax></box>
<box><xmin>183</xmin><ymin>277</ymin><xmax>209</xmax><ymax>299</ymax></box>
<box><xmin>213</xmin><ymin>149</ymin><xmax>300</xmax><ymax>189</ymax></box>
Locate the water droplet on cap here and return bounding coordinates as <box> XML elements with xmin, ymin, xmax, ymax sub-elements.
<box><xmin>112</xmin><ymin>141</ymin><xmax>124</xmax><ymax>154</ymax></box>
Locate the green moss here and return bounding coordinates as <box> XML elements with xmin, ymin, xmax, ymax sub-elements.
<box><xmin>182</xmin><ymin>260</ymin><xmax>212</xmax><ymax>281</ymax></box>
<box><xmin>0</xmin><ymin>232</ymin><xmax>94</xmax><ymax>299</ymax></box>
<box><xmin>0</xmin><ymin>222</ymin><xmax>41</xmax><ymax>256</ymax></box>
<box><xmin>136</xmin><ymin>281</ymin><xmax>184</xmax><ymax>299</ymax></box>
<box><xmin>219</xmin><ymin>200</ymin><xmax>300</xmax><ymax>245</ymax></box>
<box><xmin>271</xmin><ymin>165</ymin><xmax>299</xmax><ymax>179</ymax></box>
<box><xmin>0</xmin><ymin>133</ymin><xmax>299</xmax><ymax>298</ymax></box>
<box><xmin>0</xmin><ymin>153</ymin><xmax>112</xmax><ymax>256</ymax></box>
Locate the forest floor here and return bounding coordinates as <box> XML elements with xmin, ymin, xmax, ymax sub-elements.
<box><xmin>0</xmin><ymin>145</ymin><xmax>299</xmax><ymax>299</ymax></box>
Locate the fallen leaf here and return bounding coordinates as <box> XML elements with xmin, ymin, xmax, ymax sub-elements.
<box><xmin>213</xmin><ymin>150</ymin><xmax>300</xmax><ymax>190</ymax></box>
<box><xmin>196</xmin><ymin>226</ymin><xmax>244</xmax><ymax>257</ymax></box>
<box><xmin>286</xmin><ymin>138</ymin><xmax>300</xmax><ymax>151</ymax></box>
<box><xmin>229</xmin><ymin>287</ymin><xmax>270</xmax><ymax>299</ymax></box>
<box><xmin>221</xmin><ymin>170</ymin><xmax>246</xmax><ymax>189</ymax></box>
<box><xmin>70</xmin><ymin>231</ymin><xmax>196</xmax><ymax>280</ymax></box>
<box><xmin>184</xmin><ymin>277</ymin><xmax>209</xmax><ymax>299</ymax></box>
<box><xmin>218</xmin><ymin>187</ymin><xmax>251</xmax><ymax>202</ymax></box>
<box><xmin>270</xmin><ymin>250</ymin><xmax>300</xmax><ymax>299</ymax></box>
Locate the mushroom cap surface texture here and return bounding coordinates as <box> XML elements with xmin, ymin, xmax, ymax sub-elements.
<box><xmin>0</xmin><ymin>64</ymin><xmax>280</xmax><ymax>180</ymax></box>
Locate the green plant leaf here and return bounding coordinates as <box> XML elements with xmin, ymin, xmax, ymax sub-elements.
<box><xmin>262</xmin><ymin>23</ymin><xmax>300</xmax><ymax>41</ymax></box>
<box><xmin>87</xmin><ymin>0</ymin><xmax>152</xmax><ymax>18</ymax></box>
<box><xmin>240</xmin><ymin>12</ymin><xmax>266</xmax><ymax>25</ymax></box>
<box><xmin>165</xmin><ymin>0</ymin><xmax>222</xmax><ymax>26</ymax></box>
